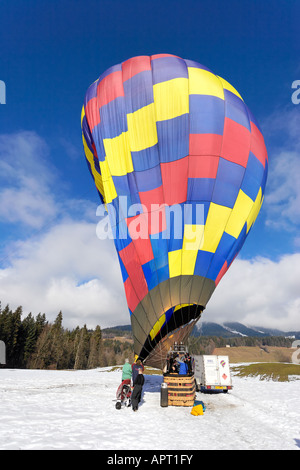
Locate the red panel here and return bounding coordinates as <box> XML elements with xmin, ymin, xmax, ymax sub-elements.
<box><xmin>122</xmin><ymin>56</ymin><xmax>152</xmax><ymax>82</ymax></box>
<box><xmin>149</xmin><ymin>206</ymin><xmax>167</xmax><ymax>234</ymax></box>
<box><xmin>123</xmin><ymin>277</ymin><xmax>140</xmax><ymax>312</ymax></box>
<box><xmin>189</xmin><ymin>133</ymin><xmax>223</xmax><ymax>156</ymax></box>
<box><xmin>85</xmin><ymin>97</ymin><xmax>100</xmax><ymax>131</ymax></box>
<box><xmin>126</xmin><ymin>210</ymin><xmax>166</xmax><ymax>236</ymax></box>
<box><xmin>161</xmin><ymin>156</ymin><xmax>188</xmax><ymax>205</ymax></box>
<box><xmin>221</xmin><ymin>118</ymin><xmax>251</xmax><ymax>167</ymax></box>
<box><xmin>250</xmin><ymin>122</ymin><xmax>268</xmax><ymax>167</ymax></box>
<box><xmin>132</xmin><ymin>236</ymin><xmax>154</xmax><ymax>265</ymax></box>
<box><xmin>139</xmin><ymin>185</ymin><xmax>165</xmax><ymax>212</ymax></box>
<box><xmin>97</xmin><ymin>71</ymin><xmax>124</xmax><ymax>108</ymax></box>
<box><xmin>138</xmin><ymin>186</ymin><xmax>167</xmax><ymax>234</ymax></box>
<box><xmin>151</xmin><ymin>53</ymin><xmax>180</xmax><ymax>60</ymax></box>
<box><xmin>188</xmin><ymin>155</ymin><xmax>219</xmax><ymax>179</ymax></box>
<box><xmin>215</xmin><ymin>260</ymin><xmax>228</xmax><ymax>286</ymax></box>
<box><xmin>119</xmin><ymin>242</ymin><xmax>148</xmax><ymax>304</ymax></box>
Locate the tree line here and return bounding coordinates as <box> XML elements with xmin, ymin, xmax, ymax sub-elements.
<box><xmin>0</xmin><ymin>302</ymin><xmax>293</xmax><ymax>370</ymax></box>
<box><xmin>0</xmin><ymin>303</ymin><xmax>133</xmax><ymax>370</ymax></box>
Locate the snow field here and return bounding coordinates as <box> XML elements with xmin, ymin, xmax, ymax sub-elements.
<box><xmin>0</xmin><ymin>367</ymin><xmax>299</xmax><ymax>450</ymax></box>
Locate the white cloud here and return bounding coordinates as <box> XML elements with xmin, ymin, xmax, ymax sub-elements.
<box><xmin>205</xmin><ymin>254</ymin><xmax>300</xmax><ymax>331</ymax></box>
<box><xmin>0</xmin><ymin>221</ymin><xmax>128</xmax><ymax>329</ymax></box>
<box><xmin>263</xmin><ymin>107</ymin><xmax>300</xmax><ymax>232</ymax></box>
<box><xmin>0</xmin><ymin>131</ymin><xmax>57</xmax><ymax>229</ymax></box>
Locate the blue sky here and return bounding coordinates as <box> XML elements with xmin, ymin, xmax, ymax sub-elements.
<box><xmin>0</xmin><ymin>0</ymin><xmax>299</xmax><ymax>330</ymax></box>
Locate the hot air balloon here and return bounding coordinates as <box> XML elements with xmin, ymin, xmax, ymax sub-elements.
<box><xmin>81</xmin><ymin>54</ymin><xmax>268</xmax><ymax>369</ymax></box>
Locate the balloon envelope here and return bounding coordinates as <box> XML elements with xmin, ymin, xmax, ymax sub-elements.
<box><xmin>81</xmin><ymin>54</ymin><xmax>268</xmax><ymax>368</ymax></box>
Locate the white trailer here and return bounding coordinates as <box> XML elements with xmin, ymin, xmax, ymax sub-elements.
<box><xmin>193</xmin><ymin>355</ymin><xmax>232</xmax><ymax>393</ymax></box>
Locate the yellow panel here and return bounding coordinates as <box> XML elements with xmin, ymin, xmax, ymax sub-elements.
<box><xmin>201</xmin><ymin>203</ymin><xmax>232</xmax><ymax>253</ymax></box>
<box><xmin>174</xmin><ymin>303</ymin><xmax>193</xmax><ymax>312</ymax></box>
<box><xmin>182</xmin><ymin>249</ymin><xmax>198</xmax><ymax>275</ymax></box>
<box><xmin>127</xmin><ymin>103</ymin><xmax>158</xmax><ymax>152</ymax></box>
<box><xmin>153</xmin><ymin>77</ymin><xmax>189</xmax><ymax>121</ymax></box>
<box><xmin>247</xmin><ymin>188</ymin><xmax>263</xmax><ymax>233</ymax></box>
<box><xmin>188</xmin><ymin>68</ymin><xmax>224</xmax><ymax>100</ymax></box>
<box><xmin>168</xmin><ymin>249</ymin><xmax>182</xmax><ymax>278</ymax></box>
<box><xmin>82</xmin><ymin>134</ymin><xmax>104</xmax><ymax>197</ymax></box>
<box><xmin>81</xmin><ymin>105</ymin><xmax>85</xmax><ymax>125</ymax></box>
<box><xmin>150</xmin><ymin>314</ymin><xmax>166</xmax><ymax>340</ymax></box>
<box><xmin>103</xmin><ymin>132</ymin><xmax>133</xmax><ymax>176</ymax></box>
<box><xmin>99</xmin><ymin>158</ymin><xmax>117</xmax><ymax>204</ymax></box>
<box><xmin>217</xmin><ymin>76</ymin><xmax>243</xmax><ymax>101</ymax></box>
<box><xmin>225</xmin><ymin>189</ymin><xmax>254</xmax><ymax>239</ymax></box>
<box><xmin>182</xmin><ymin>224</ymin><xmax>204</xmax><ymax>251</ymax></box>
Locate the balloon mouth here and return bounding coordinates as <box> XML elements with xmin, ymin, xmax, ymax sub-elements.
<box><xmin>137</xmin><ymin>304</ymin><xmax>204</xmax><ymax>367</ymax></box>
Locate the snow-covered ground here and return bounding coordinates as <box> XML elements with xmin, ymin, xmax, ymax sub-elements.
<box><xmin>0</xmin><ymin>366</ymin><xmax>299</xmax><ymax>450</ymax></box>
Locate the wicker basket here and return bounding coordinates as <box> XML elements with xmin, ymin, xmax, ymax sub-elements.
<box><xmin>163</xmin><ymin>373</ymin><xmax>196</xmax><ymax>407</ymax></box>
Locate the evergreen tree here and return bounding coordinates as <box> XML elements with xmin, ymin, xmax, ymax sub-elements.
<box><xmin>74</xmin><ymin>325</ymin><xmax>90</xmax><ymax>370</ymax></box>
<box><xmin>22</xmin><ymin>313</ymin><xmax>37</xmax><ymax>366</ymax></box>
<box><xmin>87</xmin><ymin>325</ymin><xmax>103</xmax><ymax>369</ymax></box>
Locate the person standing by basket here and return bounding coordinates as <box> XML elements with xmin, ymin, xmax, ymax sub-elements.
<box><xmin>131</xmin><ymin>368</ymin><xmax>145</xmax><ymax>411</ymax></box>
<box><xmin>131</xmin><ymin>358</ymin><xmax>144</xmax><ymax>383</ymax></box>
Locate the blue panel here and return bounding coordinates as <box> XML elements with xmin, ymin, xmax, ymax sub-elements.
<box><xmin>183</xmin><ymin>201</ymin><xmax>207</xmax><ymax>225</ymax></box>
<box><xmin>91</xmin><ymin>123</ymin><xmax>106</xmax><ymax>161</ymax></box>
<box><xmin>189</xmin><ymin>95</ymin><xmax>224</xmax><ymax>135</ymax></box>
<box><xmin>123</xmin><ymin>70</ymin><xmax>154</xmax><ymax>114</ymax></box>
<box><xmin>226</xmin><ymin>223</ymin><xmax>247</xmax><ymax>266</ymax></box>
<box><xmin>131</xmin><ymin>144</ymin><xmax>160</xmax><ymax>171</ymax></box>
<box><xmin>151</xmin><ymin>56</ymin><xmax>188</xmax><ymax>84</ymax></box>
<box><xmin>207</xmin><ymin>254</ymin><xmax>226</xmax><ymax>281</ymax></box>
<box><xmin>215</xmin><ymin>232</ymin><xmax>236</xmax><ymax>260</ymax></box>
<box><xmin>194</xmin><ymin>250</ymin><xmax>214</xmax><ymax>277</ymax></box>
<box><xmin>150</xmin><ymin>235</ymin><xmax>168</xmax><ymax>262</ymax></box>
<box><xmin>224</xmin><ymin>90</ymin><xmax>250</xmax><ymax>131</ymax></box>
<box><xmin>241</xmin><ymin>151</ymin><xmax>264</xmax><ymax>201</ymax></box>
<box><xmin>82</xmin><ymin>115</ymin><xmax>94</xmax><ymax>152</ymax></box>
<box><xmin>84</xmin><ymin>79</ymin><xmax>98</xmax><ymax>106</ymax></box>
<box><xmin>185</xmin><ymin>60</ymin><xmax>213</xmax><ymax>73</ymax></box>
<box><xmin>246</xmin><ymin>104</ymin><xmax>262</xmax><ymax>133</ymax></box>
<box><xmin>156</xmin><ymin>264</ymin><xmax>169</xmax><ymax>284</ymax></box>
<box><xmin>98</xmin><ymin>63</ymin><xmax>122</xmax><ymax>82</ymax></box>
<box><xmin>142</xmin><ymin>259</ymin><xmax>159</xmax><ymax>291</ymax></box>
<box><xmin>156</xmin><ymin>114</ymin><xmax>189</xmax><ymax>163</ymax></box>
<box><xmin>261</xmin><ymin>159</ymin><xmax>268</xmax><ymax>195</ymax></box>
<box><xmin>166</xmin><ymin>204</ymin><xmax>184</xmax><ymax>251</ymax></box>
<box><xmin>165</xmin><ymin>306</ymin><xmax>175</xmax><ymax>323</ymax></box>
<box><xmin>135</xmin><ymin>164</ymin><xmax>162</xmax><ymax>192</ymax></box>
<box><xmin>112</xmin><ymin>173</ymin><xmax>141</xmax><ymax>207</ymax></box>
<box><xmin>99</xmin><ymin>96</ymin><xmax>127</xmax><ymax>139</ymax></box>
<box><xmin>113</xmin><ymin>221</ymin><xmax>132</xmax><ymax>252</ymax></box>
<box><xmin>212</xmin><ymin>157</ymin><xmax>245</xmax><ymax>208</ymax></box>
<box><xmin>187</xmin><ymin>177</ymin><xmax>215</xmax><ymax>202</ymax></box>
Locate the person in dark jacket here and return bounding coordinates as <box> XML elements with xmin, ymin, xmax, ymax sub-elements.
<box><xmin>131</xmin><ymin>359</ymin><xmax>144</xmax><ymax>383</ymax></box>
<box><xmin>131</xmin><ymin>368</ymin><xmax>145</xmax><ymax>411</ymax></box>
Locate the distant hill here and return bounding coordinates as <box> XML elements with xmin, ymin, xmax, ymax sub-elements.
<box><xmin>194</xmin><ymin>322</ymin><xmax>300</xmax><ymax>340</ymax></box>
<box><xmin>103</xmin><ymin>322</ymin><xmax>300</xmax><ymax>340</ymax></box>
<box><xmin>102</xmin><ymin>322</ymin><xmax>300</xmax><ymax>339</ymax></box>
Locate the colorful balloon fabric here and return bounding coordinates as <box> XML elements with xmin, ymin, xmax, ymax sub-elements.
<box><xmin>81</xmin><ymin>54</ymin><xmax>268</xmax><ymax>368</ymax></box>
